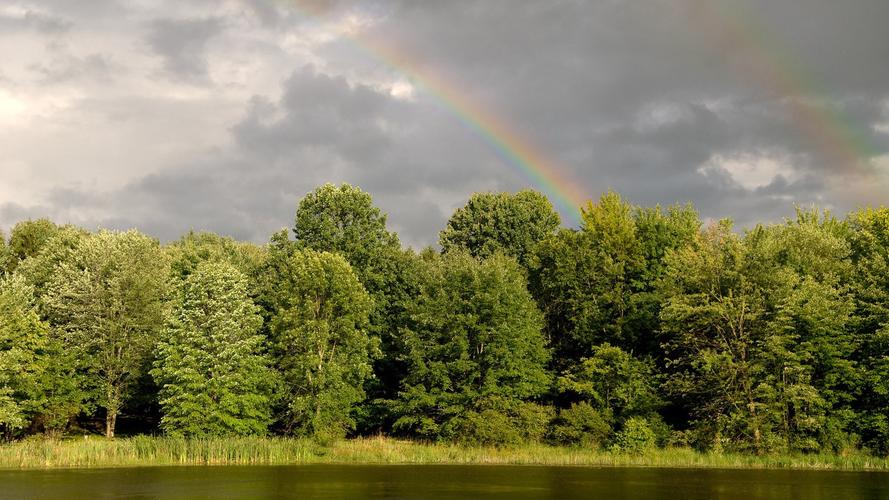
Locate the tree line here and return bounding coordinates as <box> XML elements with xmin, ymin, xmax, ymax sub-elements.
<box><xmin>1</xmin><ymin>183</ymin><xmax>887</xmax><ymax>456</ymax></box>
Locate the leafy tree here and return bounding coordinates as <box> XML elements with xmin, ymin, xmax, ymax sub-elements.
<box><xmin>0</xmin><ymin>275</ymin><xmax>83</xmax><ymax>436</ymax></box>
<box><xmin>847</xmin><ymin>207</ymin><xmax>889</xmax><ymax>454</ymax></box>
<box><xmin>15</xmin><ymin>226</ymin><xmax>90</xmax><ymax>301</ymax></box>
<box><xmin>557</xmin><ymin>343</ymin><xmax>661</xmax><ymax>423</ymax></box>
<box><xmin>0</xmin><ymin>230</ymin><xmax>8</xmax><ymax>276</ymax></box>
<box><xmin>439</xmin><ymin>190</ymin><xmax>560</xmax><ymax>266</ymax></box>
<box><xmin>266</xmin><ymin>249</ymin><xmax>377</xmax><ymax>440</ymax></box>
<box><xmin>290</xmin><ymin>183</ymin><xmax>418</xmax><ymax>430</ymax></box>
<box><xmin>152</xmin><ymin>261</ymin><xmax>272</xmax><ymax>437</ymax></box>
<box><xmin>5</xmin><ymin>219</ymin><xmax>60</xmax><ymax>274</ymax></box>
<box><xmin>393</xmin><ymin>252</ymin><xmax>550</xmax><ymax>443</ymax></box>
<box><xmin>43</xmin><ymin>230</ymin><xmax>169</xmax><ymax>438</ymax></box>
<box><xmin>659</xmin><ymin>221</ymin><xmax>771</xmax><ymax>452</ymax></box>
<box><xmin>0</xmin><ymin>276</ymin><xmax>46</xmax><ymax>433</ymax></box>
<box><xmin>165</xmin><ymin>231</ymin><xmax>267</xmax><ymax>282</ymax></box>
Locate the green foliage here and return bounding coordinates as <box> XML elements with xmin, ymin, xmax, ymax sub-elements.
<box><xmin>43</xmin><ymin>230</ymin><xmax>169</xmax><ymax>437</ymax></box>
<box><xmin>152</xmin><ymin>262</ymin><xmax>273</xmax><ymax>437</ymax></box>
<box><xmin>0</xmin><ymin>275</ymin><xmax>83</xmax><ymax>436</ymax></box>
<box><xmin>530</xmin><ymin>193</ymin><xmax>698</xmax><ymax>363</ymax></box>
<box><xmin>558</xmin><ymin>343</ymin><xmax>661</xmax><ymax>421</ymax></box>
<box><xmin>442</xmin><ymin>398</ymin><xmax>552</xmax><ymax>446</ymax></box>
<box><xmin>393</xmin><ymin>252</ymin><xmax>550</xmax><ymax>443</ymax></box>
<box><xmin>266</xmin><ymin>249</ymin><xmax>377</xmax><ymax>440</ymax></box>
<box><xmin>290</xmin><ymin>183</ymin><xmax>419</xmax><ymax>431</ymax></box>
<box><xmin>439</xmin><ymin>190</ymin><xmax>560</xmax><ymax>266</ymax></box>
<box><xmin>613</xmin><ymin>417</ymin><xmax>656</xmax><ymax>454</ymax></box>
<box><xmin>5</xmin><ymin>219</ymin><xmax>60</xmax><ymax>274</ymax></box>
<box><xmin>1</xmin><ymin>188</ymin><xmax>887</xmax><ymax>462</ymax></box>
<box><xmin>847</xmin><ymin>207</ymin><xmax>889</xmax><ymax>455</ymax></box>
<box><xmin>549</xmin><ymin>402</ymin><xmax>612</xmax><ymax>447</ymax></box>
<box><xmin>165</xmin><ymin>231</ymin><xmax>267</xmax><ymax>282</ymax></box>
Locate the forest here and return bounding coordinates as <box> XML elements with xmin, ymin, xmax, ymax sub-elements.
<box><xmin>1</xmin><ymin>183</ymin><xmax>888</xmax><ymax>458</ymax></box>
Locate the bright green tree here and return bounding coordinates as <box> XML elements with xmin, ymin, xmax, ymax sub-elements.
<box><xmin>166</xmin><ymin>231</ymin><xmax>267</xmax><ymax>282</ymax></box>
<box><xmin>0</xmin><ymin>275</ymin><xmax>84</xmax><ymax>436</ymax></box>
<box><xmin>847</xmin><ymin>207</ymin><xmax>889</xmax><ymax>454</ymax></box>
<box><xmin>44</xmin><ymin>230</ymin><xmax>169</xmax><ymax>438</ymax></box>
<box><xmin>152</xmin><ymin>261</ymin><xmax>272</xmax><ymax>436</ymax></box>
<box><xmin>5</xmin><ymin>219</ymin><xmax>60</xmax><ymax>274</ymax></box>
<box><xmin>394</xmin><ymin>252</ymin><xmax>551</xmax><ymax>444</ymax></box>
<box><xmin>439</xmin><ymin>190</ymin><xmax>561</xmax><ymax>266</ymax></box>
<box><xmin>266</xmin><ymin>249</ymin><xmax>377</xmax><ymax>439</ymax></box>
<box><xmin>0</xmin><ymin>276</ymin><xmax>47</xmax><ymax>433</ymax></box>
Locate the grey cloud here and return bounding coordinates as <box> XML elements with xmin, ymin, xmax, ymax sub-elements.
<box><xmin>4</xmin><ymin>0</ymin><xmax>889</xmax><ymax>246</ymax></box>
<box><xmin>146</xmin><ymin>17</ymin><xmax>224</xmax><ymax>82</ymax></box>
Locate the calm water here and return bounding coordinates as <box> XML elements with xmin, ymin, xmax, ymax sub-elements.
<box><xmin>1</xmin><ymin>465</ymin><xmax>888</xmax><ymax>499</ymax></box>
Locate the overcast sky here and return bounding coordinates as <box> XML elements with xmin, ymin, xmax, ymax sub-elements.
<box><xmin>1</xmin><ymin>0</ymin><xmax>887</xmax><ymax>247</ymax></box>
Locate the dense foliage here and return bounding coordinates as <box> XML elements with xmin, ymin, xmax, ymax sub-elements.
<box><xmin>1</xmin><ymin>183</ymin><xmax>888</xmax><ymax>457</ymax></box>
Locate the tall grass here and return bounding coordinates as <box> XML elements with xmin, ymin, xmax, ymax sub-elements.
<box><xmin>1</xmin><ymin>435</ymin><xmax>887</xmax><ymax>470</ymax></box>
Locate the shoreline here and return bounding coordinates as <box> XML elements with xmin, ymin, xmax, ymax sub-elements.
<box><xmin>1</xmin><ymin>436</ymin><xmax>887</xmax><ymax>471</ymax></box>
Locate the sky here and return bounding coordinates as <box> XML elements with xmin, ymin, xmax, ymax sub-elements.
<box><xmin>1</xmin><ymin>0</ymin><xmax>887</xmax><ymax>247</ymax></box>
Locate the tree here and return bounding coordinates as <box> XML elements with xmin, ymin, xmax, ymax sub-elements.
<box><xmin>5</xmin><ymin>219</ymin><xmax>60</xmax><ymax>274</ymax></box>
<box><xmin>847</xmin><ymin>207</ymin><xmax>889</xmax><ymax>454</ymax></box>
<box><xmin>165</xmin><ymin>231</ymin><xmax>267</xmax><ymax>282</ymax></box>
<box><xmin>44</xmin><ymin>230</ymin><xmax>169</xmax><ymax>438</ymax></box>
<box><xmin>0</xmin><ymin>275</ymin><xmax>83</xmax><ymax>436</ymax></box>
<box><xmin>393</xmin><ymin>252</ymin><xmax>551</xmax><ymax>444</ymax></box>
<box><xmin>659</xmin><ymin>221</ymin><xmax>771</xmax><ymax>452</ymax></box>
<box><xmin>15</xmin><ymin>226</ymin><xmax>89</xmax><ymax>301</ymax></box>
<box><xmin>152</xmin><ymin>262</ymin><xmax>272</xmax><ymax>437</ymax></box>
<box><xmin>290</xmin><ymin>183</ymin><xmax>417</xmax><ymax>430</ymax></box>
<box><xmin>439</xmin><ymin>190</ymin><xmax>560</xmax><ymax>266</ymax></box>
<box><xmin>557</xmin><ymin>343</ymin><xmax>661</xmax><ymax>423</ymax></box>
<box><xmin>0</xmin><ymin>276</ymin><xmax>46</xmax><ymax>433</ymax></box>
<box><xmin>266</xmin><ymin>249</ymin><xmax>377</xmax><ymax>440</ymax></box>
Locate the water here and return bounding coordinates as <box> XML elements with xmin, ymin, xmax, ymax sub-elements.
<box><xmin>1</xmin><ymin>465</ymin><xmax>887</xmax><ymax>499</ymax></box>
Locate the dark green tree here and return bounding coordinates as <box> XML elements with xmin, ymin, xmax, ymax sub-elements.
<box><xmin>265</xmin><ymin>249</ymin><xmax>377</xmax><ymax>440</ymax></box>
<box><xmin>394</xmin><ymin>252</ymin><xmax>551</xmax><ymax>444</ymax></box>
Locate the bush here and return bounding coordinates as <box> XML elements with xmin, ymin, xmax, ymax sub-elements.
<box><xmin>444</xmin><ymin>399</ymin><xmax>552</xmax><ymax>446</ymax></box>
<box><xmin>549</xmin><ymin>402</ymin><xmax>612</xmax><ymax>447</ymax></box>
<box><xmin>613</xmin><ymin>417</ymin><xmax>656</xmax><ymax>453</ymax></box>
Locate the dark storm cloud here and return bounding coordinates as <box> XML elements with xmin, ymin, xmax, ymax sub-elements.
<box><xmin>3</xmin><ymin>0</ymin><xmax>889</xmax><ymax>245</ymax></box>
<box><xmin>146</xmin><ymin>17</ymin><xmax>224</xmax><ymax>82</ymax></box>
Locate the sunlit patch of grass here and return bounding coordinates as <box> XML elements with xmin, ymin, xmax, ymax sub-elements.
<box><xmin>1</xmin><ymin>435</ymin><xmax>887</xmax><ymax>470</ymax></box>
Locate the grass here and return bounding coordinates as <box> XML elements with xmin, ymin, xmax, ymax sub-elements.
<box><xmin>1</xmin><ymin>435</ymin><xmax>887</xmax><ymax>470</ymax></box>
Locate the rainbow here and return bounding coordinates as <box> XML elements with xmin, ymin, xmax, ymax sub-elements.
<box><xmin>281</xmin><ymin>1</ymin><xmax>586</xmax><ymax>226</ymax></box>
<box><xmin>688</xmin><ymin>0</ymin><xmax>881</xmax><ymax>174</ymax></box>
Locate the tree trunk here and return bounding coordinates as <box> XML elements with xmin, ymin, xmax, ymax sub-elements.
<box><xmin>105</xmin><ymin>411</ymin><xmax>116</xmax><ymax>439</ymax></box>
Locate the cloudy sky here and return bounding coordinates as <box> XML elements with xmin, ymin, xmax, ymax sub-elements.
<box><xmin>1</xmin><ymin>0</ymin><xmax>887</xmax><ymax>247</ymax></box>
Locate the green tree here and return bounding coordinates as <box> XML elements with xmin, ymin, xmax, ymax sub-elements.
<box><xmin>165</xmin><ymin>231</ymin><xmax>267</xmax><ymax>282</ymax></box>
<box><xmin>0</xmin><ymin>275</ymin><xmax>83</xmax><ymax>436</ymax></box>
<box><xmin>266</xmin><ymin>249</ymin><xmax>377</xmax><ymax>439</ymax></box>
<box><xmin>394</xmin><ymin>252</ymin><xmax>550</xmax><ymax>444</ymax></box>
<box><xmin>558</xmin><ymin>343</ymin><xmax>661</xmax><ymax>423</ymax></box>
<box><xmin>44</xmin><ymin>230</ymin><xmax>169</xmax><ymax>438</ymax></box>
<box><xmin>152</xmin><ymin>261</ymin><xmax>272</xmax><ymax>437</ymax></box>
<box><xmin>439</xmin><ymin>190</ymin><xmax>560</xmax><ymax>266</ymax></box>
<box><xmin>659</xmin><ymin>221</ymin><xmax>772</xmax><ymax>452</ymax></box>
<box><xmin>289</xmin><ymin>183</ymin><xmax>418</xmax><ymax>430</ymax></box>
<box><xmin>0</xmin><ymin>276</ymin><xmax>47</xmax><ymax>433</ymax></box>
<box><xmin>847</xmin><ymin>207</ymin><xmax>889</xmax><ymax>454</ymax></box>
<box><xmin>5</xmin><ymin>219</ymin><xmax>60</xmax><ymax>274</ymax></box>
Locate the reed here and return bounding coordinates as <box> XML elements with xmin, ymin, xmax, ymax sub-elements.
<box><xmin>1</xmin><ymin>436</ymin><xmax>887</xmax><ymax>470</ymax></box>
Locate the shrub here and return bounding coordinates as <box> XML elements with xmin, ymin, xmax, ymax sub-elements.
<box><xmin>549</xmin><ymin>402</ymin><xmax>612</xmax><ymax>447</ymax></box>
<box><xmin>613</xmin><ymin>417</ymin><xmax>656</xmax><ymax>453</ymax></box>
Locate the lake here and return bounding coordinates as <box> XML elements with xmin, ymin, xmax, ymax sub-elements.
<box><xmin>2</xmin><ymin>465</ymin><xmax>887</xmax><ymax>499</ymax></box>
